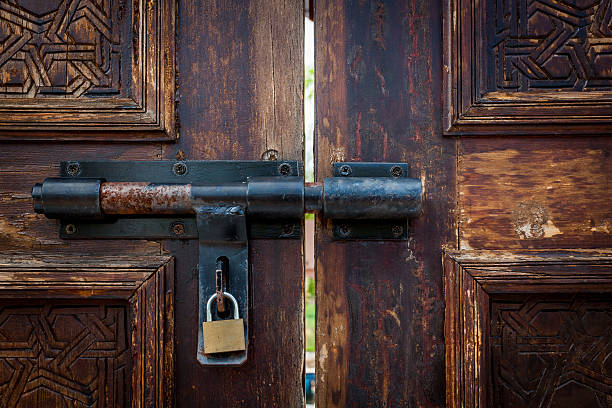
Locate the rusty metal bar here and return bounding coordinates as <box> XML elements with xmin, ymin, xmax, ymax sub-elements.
<box><xmin>100</xmin><ymin>182</ymin><xmax>192</xmax><ymax>215</ymax></box>
<box><xmin>34</xmin><ymin>174</ymin><xmax>422</xmax><ymax>220</ymax></box>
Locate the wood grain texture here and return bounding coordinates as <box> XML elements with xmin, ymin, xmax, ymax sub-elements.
<box><xmin>0</xmin><ymin>143</ymin><xmax>161</xmax><ymax>255</ymax></box>
<box><xmin>162</xmin><ymin>0</ymin><xmax>304</xmax><ymax>406</ymax></box>
<box><xmin>444</xmin><ymin>250</ymin><xmax>612</xmax><ymax>408</ymax></box>
<box><xmin>315</xmin><ymin>1</ymin><xmax>456</xmax><ymax>406</ymax></box>
<box><xmin>459</xmin><ymin>137</ymin><xmax>612</xmax><ymax>250</ymax></box>
<box><xmin>444</xmin><ymin>0</ymin><xmax>612</xmax><ymax>134</ymax></box>
<box><xmin>0</xmin><ymin>0</ymin><xmax>175</xmax><ymax>140</ymax></box>
<box><xmin>0</xmin><ymin>254</ymin><xmax>174</xmax><ymax>407</ymax></box>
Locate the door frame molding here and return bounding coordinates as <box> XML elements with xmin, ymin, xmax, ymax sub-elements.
<box><xmin>0</xmin><ymin>254</ymin><xmax>174</xmax><ymax>407</ymax></box>
<box><xmin>444</xmin><ymin>249</ymin><xmax>612</xmax><ymax>407</ymax></box>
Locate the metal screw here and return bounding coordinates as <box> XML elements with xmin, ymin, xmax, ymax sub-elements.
<box><xmin>173</xmin><ymin>162</ymin><xmax>187</xmax><ymax>176</ymax></box>
<box><xmin>339</xmin><ymin>164</ymin><xmax>352</xmax><ymax>176</ymax></box>
<box><xmin>390</xmin><ymin>165</ymin><xmax>403</xmax><ymax>178</ymax></box>
<box><xmin>278</xmin><ymin>163</ymin><xmax>292</xmax><ymax>176</ymax></box>
<box><xmin>337</xmin><ymin>224</ymin><xmax>352</xmax><ymax>238</ymax></box>
<box><xmin>392</xmin><ymin>224</ymin><xmax>404</xmax><ymax>238</ymax></box>
<box><xmin>171</xmin><ymin>222</ymin><xmax>185</xmax><ymax>236</ymax></box>
<box><xmin>282</xmin><ymin>224</ymin><xmax>295</xmax><ymax>236</ymax></box>
<box><xmin>66</xmin><ymin>162</ymin><xmax>81</xmax><ymax>177</ymax></box>
<box><xmin>65</xmin><ymin>224</ymin><xmax>77</xmax><ymax>235</ymax></box>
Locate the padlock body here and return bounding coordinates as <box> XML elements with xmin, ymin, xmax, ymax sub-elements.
<box><xmin>202</xmin><ymin>318</ymin><xmax>246</xmax><ymax>354</ymax></box>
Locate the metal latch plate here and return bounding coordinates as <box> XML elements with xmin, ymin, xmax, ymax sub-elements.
<box><xmin>332</xmin><ymin>162</ymin><xmax>409</xmax><ymax>240</ymax></box>
<box><xmin>57</xmin><ymin>160</ymin><xmax>302</xmax><ymax>240</ymax></box>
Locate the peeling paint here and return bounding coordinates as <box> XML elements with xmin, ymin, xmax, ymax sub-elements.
<box><xmin>512</xmin><ymin>201</ymin><xmax>562</xmax><ymax>239</ymax></box>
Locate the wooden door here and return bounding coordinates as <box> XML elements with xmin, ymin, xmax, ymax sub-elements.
<box><xmin>0</xmin><ymin>0</ymin><xmax>304</xmax><ymax>407</ymax></box>
<box><xmin>315</xmin><ymin>0</ymin><xmax>612</xmax><ymax>407</ymax></box>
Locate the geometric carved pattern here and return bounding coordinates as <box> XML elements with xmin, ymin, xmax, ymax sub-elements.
<box><xmin>444</xmin><ymin>0</ymin><xmax>612</xmax><ymax>134</ymax></box>
<box><xmin>0</xmin><ymin>255</ymin><xmax>175</xmax><ymax>408</ymax></box>
<box><xmin>444</xmin><ymin>250</ymin><xmax>612</xmax><ymax>408</ymax></box>
<box><xmin>493</xmin><ymin>0</ymin><xmax>612</xmax><ymax>91</ymax></box>
<box><xmin>490</xmin><ymin>294</ymin><xmax>612</xmax><ymax>407</ymax></box>
<box><xmin>0</xmin><ymin>0</ymin><xmax>120</xmax><ymax>98</ymax></box>
<box><xmin>0</xmin><ymin>0</ymin><xmax>175</xmax><ymax>140</ymax></box>
<box><xmin>0</xmin><ymin>303</ymin><xmax>129</xmax><ymax>407</ymax></box>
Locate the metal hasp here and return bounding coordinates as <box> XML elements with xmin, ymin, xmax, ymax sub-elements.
<box><xmin>31</xmin><ymin>160</ymin><xmax>422</xmax><ymax>366</ymax></box>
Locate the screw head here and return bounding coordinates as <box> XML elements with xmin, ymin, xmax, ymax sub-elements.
<box><xmin>282</xmin><ymin>224</ymin><xmax>295</xmax><ymax>236</ymax></box>
<box><xmin>339</xmin><ymin>164</ymin><xmax>352</xmax><ymax>176</ymax></box>
<box><xmin>171</xmin><ymin>222</ymin><xmax>185</xmax><ymax>236</ymax></box>
<box><xmin>173</xmin><ymin>162</ymin><xmax>187</xmax><ymax>176</ymax></box>
<box><xmin>66</xmin><ymin>162</ymin><xmax>81</xmax><ymax>177</ymax></box>
<box><xmin>65</xmin><ymin>224</ymin><xmax>77</xmax><ymax>235</ymax></box>
<box><xmin>278</xmin><ymin>162</ymin><xmax>292</xmax><ymax>176</ymax></box>
<box><xmin>391</xmin><ymin>224</ymin><xmax>404</xmax><ymax>238</ymax></box>
<box><xmin>390</xmin><ymin>165</ymin><xmax>403</xmax><ymax>178</ymax></box>
<box><xmin>337</xmin><ymin>224</ymin><xmax>352</xmax><ymax>238</ymax></box>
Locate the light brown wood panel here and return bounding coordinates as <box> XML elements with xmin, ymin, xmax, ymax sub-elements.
<box><xmin>0</xmin><ymin>254</ymin><xmax>174</xmax><ymax>407</ymax></box>
<box><xmin>459</xmin><ymin>137</ymin><xmax>612</xmax><ymax>250</ymax></box>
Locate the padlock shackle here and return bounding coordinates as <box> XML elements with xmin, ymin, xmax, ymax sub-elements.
<box><xmin>206</xmin><ymin>292</ymin><xmax>240</xmax><ymax>322</ymax></box>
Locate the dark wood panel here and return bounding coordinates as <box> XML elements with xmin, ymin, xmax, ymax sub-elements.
<box><xmin>315</xmin><ymin>1</ymin><xmax>456</xmax><ymax>406</ymax></box>
<box><xmin>444</xmin><ymin>250</ymin><xmax>612</xmax><ymax>408</ymax></box>
<box><xmin>0</xmin><ymin>0</ymin><xmax>175</xmax><ymax>140</ymax></box>
<box><xmin>458</xmin><ymin>137</ymin><xmax>612</xmax><ymax>250</ymax></box>
<box><xmin>162</xmin><ymin>0</ymin><xmax>304</xmax><ymax>406</ymax></box>
<box><xmin>444</xmin><ymin>0</ymin><xmax>612</xmax><ymax>134</ymax></box>
<box><xmin>0</xmin><ymin>255</ymin><xmax>174</xmax><ymax>407</ymax></box>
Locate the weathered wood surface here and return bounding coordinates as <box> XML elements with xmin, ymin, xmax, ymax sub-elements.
<box><xmin>0</xmin><ymin>0</ymin><xmax>176</xmax><ymax>140</ymax></box>
<box><xmin>162</xmin><ymin>1</ymin><xmax>304</xmax><ymax>406</ymax></box>
<box><xmin>444</xmin><ymin>0</ymin><xmax>612</xmax><ymax>134</ymax></box>
<box><xmin>0</xmin><ymin>255</ymin><xmax>174</xmax><ymax>407</ymax></box>
<box><xmin>444</xmin><ymin>250</ymin><xmax>612</xmax><ymax>408</ymax></box>
<box><xmin>0</xmin><ymin>143</ymin><xmax>161</xmax><ymax>254</ymax></box>
<box><xmin>315</xmin><ymin>1</ymin><xmax>456</xmax><ymax>406</ymax></box>
<box><xmin>0</xmin><ymin>0</ymin><xmax>304</xmax><ymax>406</ymax></box>
<box><xmin>458</xmin><ymin>138</ymin><xmax>612</xmax><ymax>250</ymax></box>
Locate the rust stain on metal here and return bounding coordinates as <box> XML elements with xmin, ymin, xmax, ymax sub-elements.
<box><xmin>100</xmin><ymin>182</ymin><xmax>192</xmax><ymax>215</ymax></box>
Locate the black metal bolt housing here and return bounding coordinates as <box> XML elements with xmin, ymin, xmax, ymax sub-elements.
<box><xmin>173</xmin><ymin>162</ymin><xmax>188</xmax><ymax>176</ymax></box>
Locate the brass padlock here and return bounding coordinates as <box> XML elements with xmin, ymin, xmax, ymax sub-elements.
<box><xmin>202</xmin><ymin>291</ymin><xmax>246</xmax><ymax>354</ymax></box>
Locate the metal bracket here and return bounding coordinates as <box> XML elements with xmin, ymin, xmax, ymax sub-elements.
<box><xmin>56</xmin><ymin>160</ymin><xmax>302</xmax><ymax>240</ymax></box>
<box><xmin>197</xmin><ymin>206</ymin><xmax>249</xmax><ymax>365</ymax></box>
<box><xmin>31</xmin><ymin>160</ymin><xmax>422</xmax><ymax>366</ymax></box>
<box><xmin>332</xmin><ymin>162</ymin><xmax>410</xmax><ymax>240</ymax></box>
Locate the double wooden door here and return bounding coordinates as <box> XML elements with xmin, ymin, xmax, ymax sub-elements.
<box><xmin>0</xmin><ymin>0</ymin><xmax>610</xmax><ymax>407</ymax></box>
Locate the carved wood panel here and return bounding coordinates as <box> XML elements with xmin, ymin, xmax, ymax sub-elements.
<box><xmin>444</xmin><ymin>250</ymin><xmax>612</xmax><ymax>408</ymax></box>
<box><xmin>0</xmin><ymin>254</ymin><xmax>174</xmax><ymax>407</ymax></box>
<box><xmin>0</xmin><ymin>0</ymin><xmax>175</xmax><ymax>140</ymax></box>
<box><xmin>0</xmin><ymin>0</ymin><xmax>121</xmax><ymax>98</ymax></box>
<box><xmin>490</xmin><ymin>0</ymin><xmax>612</xmax><ymax>92</ymax></box>
<box><xmin>490</xmin><ymin>294</ymin><xmax>612</xmax><ymax>407</ymax></box>
<box><xmin>444</xmin><ymin>0</ymin><xmax>612</xmax><ymax>134</ymax></box>
<box><xmin>0</xmin><ymin>302</ymin><xmax>130</xmax><ymax>407</ymax></box>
